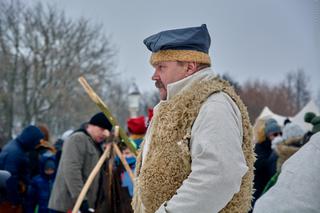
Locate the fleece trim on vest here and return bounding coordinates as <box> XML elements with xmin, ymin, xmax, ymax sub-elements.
<box><xmin>133</xmin><ymin>77</ymin><xmax>255</xmax><ymax>213</ymax></box>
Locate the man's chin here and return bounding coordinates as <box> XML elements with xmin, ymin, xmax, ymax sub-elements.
<box><xmin>158</xmin><ymin>89</ymin><xmax>167</xmax><ymax>100</ymax></box>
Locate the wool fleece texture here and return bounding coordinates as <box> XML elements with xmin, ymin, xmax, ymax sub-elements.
<box><xmin>132</xmin><ymin>77</ymin><xmax>255</xmax><ymax>213</ymax></box>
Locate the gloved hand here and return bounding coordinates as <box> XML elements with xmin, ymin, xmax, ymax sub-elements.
<box><xmin>80</xmin><ymin>200</ymin><xmax>90</xmax><ymax>213</ymax></box>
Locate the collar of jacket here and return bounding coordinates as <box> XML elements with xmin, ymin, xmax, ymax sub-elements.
<box><xmin>74</xmin><ymin>128</ymin><xmax>103</xmax><ymax>154</ymax></box>
<box><xmin>153</xmin><ymin>67</ymin><xmax>215</xmax><ymax>113</ymax></box>
<box><xmin>166</xmin><ymin>67</ymin><xmax>215</xmax><ymax>100</ymax></box>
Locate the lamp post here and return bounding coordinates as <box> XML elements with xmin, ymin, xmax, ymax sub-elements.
<box><xmin>128</xmin><ymin>82</ymin><xmax>141</xmax><ymax>118</ymax></box>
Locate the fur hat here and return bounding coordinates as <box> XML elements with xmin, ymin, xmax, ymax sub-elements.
<box><xmin>89</xmin><ymin>112</ymin><xmax>112</xmax><ymax>131</ymax></box>
<box><xmin>144</xmin><ymin>24</ymin><xmax>211</xmax><ymax>66</ymax></box>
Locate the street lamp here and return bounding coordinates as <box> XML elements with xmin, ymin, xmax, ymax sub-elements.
<box><xmin>128</xmin><ymin>82</ymin><xmax>141</xmax><ymax>118</ymax></box>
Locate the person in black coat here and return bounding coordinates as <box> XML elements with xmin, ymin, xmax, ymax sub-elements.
<box><xmin>0</xmin><ymin>125</ymin><xmax>44</xmax><ymax>210</ymax></box>
<box><xmin>252</xmin><ymin>118</ymin><xmax>281</xmax><ymax>208</ymax></box>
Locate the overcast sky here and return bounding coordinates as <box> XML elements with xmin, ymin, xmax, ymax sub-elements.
<box><xmin>26</xmin><ymin>0</ymin><xmax>320</xmax><ymax>97</ymax></box>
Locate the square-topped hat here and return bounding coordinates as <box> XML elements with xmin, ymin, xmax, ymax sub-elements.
<box><xmin>143</xmin><ymin>24</ymin><xmax>211</xmax><ymax>66</ymax></box>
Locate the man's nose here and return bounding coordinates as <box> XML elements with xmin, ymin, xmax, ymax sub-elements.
<box><xmin>151</xmin><ymin>69</ymin><xmax>159</xmax><ymax>81</ymax></box>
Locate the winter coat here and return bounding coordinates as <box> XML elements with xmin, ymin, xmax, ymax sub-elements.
<box><xmin>48</xmin><ymin>130</ymin><xmax>104</xmax><ymax>212</ymax></box>
<box><xmin>0</xmin><ymin>125</ymin><xmax>44</xmax><ymax>205</ymax></box>
<box><xmin>25</xmin><ymin>153</ymin><xmax>56</xmax><ymax>213</ymax></box>
<box><xmin>253</xmin><ymin>132</ymin><xmax>320</xmax><ymax>212</ymax></box>
<box><xmin>253</xmin><ymin>139</ymin><xmax>277</xmax><ymax>205</ymax></box>
<box><xmin>275</xmin><ymin>137</ymin><xmax>302</xmax><ymax>172</ymax></box>
<box><xmin>0</xmin><ymin>170</ymin><xmax>11</xmax><ymax>202</ymax></box>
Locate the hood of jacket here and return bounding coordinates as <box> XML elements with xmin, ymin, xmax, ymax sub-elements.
<box><xmin>39</xmin><ymin>151</ymin><xmax>56</xmax><ymax>179</ymax></box>
<box><xmin>16</xmin><ymin>125</ymin><xmax>44</xmax><ymax>151</ymax></box>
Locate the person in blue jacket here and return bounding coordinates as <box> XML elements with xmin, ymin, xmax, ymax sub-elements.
<box><xmin>0</xmin><ymin>125</ymin><xmax>44</xmax><ymax>211</ymax></box>
<box><xmin>25</xmin><ymin>152</ymin><xmax>56</xmax><ymax>213</ymax></box>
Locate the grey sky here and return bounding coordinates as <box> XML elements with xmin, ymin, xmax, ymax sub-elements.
<box><xmin>26</xmin><ymin>0</ymin><xmax>320</xmax><ymax>97</ymax></box>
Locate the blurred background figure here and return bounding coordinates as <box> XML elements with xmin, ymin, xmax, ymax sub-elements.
<box><xmin>53</xmin><ymin>129</ymin><xmax>74</xmax><ymax>167</ymax></box>
<box><xmin>0</xmin><ymin>125</ymin><xmax>44</xmax><ymax>213</ymax></box>
<box><xmin>48</xmin><ymin>112</ymin><xmax>112</xmax><ymax>213</ymax></box>
<box><xmin>127</xmin><ymin>116</ymin><xmax>147</xmax><ymax>149</ymax></box>
<box><xmin>252</xmin><ymin>118</ymin><xmax>281</xmax><ymax>207</ymax></box>
<box><xmin>0</xmin><ymin>170</ymin><xmax>11</xmax><ymax>203</ymax></box>
<box><xmin>303</xmin><ymin>112</ymin><xmax>320</xmax><ymax>143</ymax></box>
<box><xmin>263</xmin><ymin>122</ymin><xmax>305</xmax><ymax>193</ymax></box>
<box><xmin>310</xmin><ymin>115</ymin><xmax>320</xmax><ymax>134</ymax></box>
<box><xmin>253</xmin><ymin>132</ymin><xmax>320</xmax><ymax>213</ymax></box>
<box><xmin>25</xmin><ymin>152</ymin><xmax>56</xmax><ymax>213</ymax></box>
<box><xmin>29</xmin><ymin>123</ymin><xmax>56</xmax><ymax>178</ymax></box>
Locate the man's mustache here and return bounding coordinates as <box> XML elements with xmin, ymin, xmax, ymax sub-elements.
<box><xmin>155</xmin><ymin>80</ymin><xmax>164</xmax><ymax>89</ymax></box>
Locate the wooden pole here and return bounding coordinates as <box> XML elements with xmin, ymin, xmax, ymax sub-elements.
<box><xmin>78</xmin><ymin>76</ymin><xmax>137</xmax><ymax>157</ymax></box>
<box><xmin>113</xmin><ymin>143</ymin><xmax>135</xmax><ymax>182</ymax></box>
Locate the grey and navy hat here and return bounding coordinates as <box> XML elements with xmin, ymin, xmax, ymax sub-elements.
<box><xmin>143</xmin><ymin>24</ymin><xmax>211</xmax><ymax>66</ymax></box>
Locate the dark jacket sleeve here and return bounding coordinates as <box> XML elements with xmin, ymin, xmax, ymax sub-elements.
<box><xmin>2</xmin><ymin>148</ymin><xmax>31</xmax><ymax>205</ymax></box>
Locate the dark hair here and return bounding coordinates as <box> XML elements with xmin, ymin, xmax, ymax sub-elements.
<box><xmin>283</xmin><ymin>118</ymin><xmax>291</xmax><ymax>126</ymax></box>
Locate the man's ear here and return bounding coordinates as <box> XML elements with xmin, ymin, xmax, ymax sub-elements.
<box><xmin>185</xmin><ymin>62</ymin><xmax>198</xmax><ymax>76</ymax></box>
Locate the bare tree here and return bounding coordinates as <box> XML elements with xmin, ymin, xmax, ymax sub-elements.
<box><xmin>220</xmin><ymin>73</ymin><xmax>241</xmax><ymax>94</ymax></box>
<box><xmin>239</xmin><ymin>79</ymin><xmax>296</xmax><ymax>123</ymax></box>
<box><xmin>0</xmin><ymin>1</ymin><xmax>116</xmax><ymax>145</ymax></box>
<box><xmin>283</xmin><ymin>69</ymin><xmax>311</xmax><ymax>112</ymax></box>
<box><xmin>104</xmin><ymin>79</ymin><xmax>130</xmax><ymax>128</ymax></box>
<box><xmin>0</xmin><ymin>1</ymin><xmax>25</xmax><ymax>142</ymax></box>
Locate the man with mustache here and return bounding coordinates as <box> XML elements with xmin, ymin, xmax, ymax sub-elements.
<box><xmin>132</xmin><ymin>24</ymin><xmax>255</xmax><ymax>213</ymax></box>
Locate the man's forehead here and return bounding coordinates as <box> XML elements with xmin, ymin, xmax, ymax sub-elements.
<box><xmin>153</xmin><ymin>61</ymin><xmax>177</xmax><ymax>67</ymax></box>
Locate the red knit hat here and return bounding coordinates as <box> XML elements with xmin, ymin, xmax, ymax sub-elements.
<box><xmin>127</xmin><ymin>116</ymin><xmax>147</xmax><ymax>134</ymax></box>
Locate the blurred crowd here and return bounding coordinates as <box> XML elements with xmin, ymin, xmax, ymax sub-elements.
<box><xmin>251</xmin><ymin>111</ymin><xmax>320</xmax><ymax>212</ymax></box>
<box><xmin>0</xmin><ymin>111</ymin><xmax>153</xmax><ymax>213</ymax></box>
<box><xmin>0</xmin><ymin>109</ymin><xmax>319</xmax><ymax>213</ymax></box>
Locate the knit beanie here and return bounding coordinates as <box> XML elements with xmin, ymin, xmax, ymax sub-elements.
<box><xmin>127</xmin><ymin>116</ymin><xmax>147</xmax><ymax>135</ymax></box>
<box><xmin>304</xmin><ymin>112</ymin><xmax>316</xmax><ymax>123</ymax></box>
<box><xmin>311</xmin><ymin>116</ymin><xmax>320</xmax><ymax>134</ymax></box>
<box><xmin>282</xmin><ymin>123</ymin><xmax>305</xmax><ymax>140</ymax></box>
<box><xmin>264</xmin><ymin>118</ymin><xmax>281</xmax><ymax>136</ymax></box>
<box><xmin>89</xmin><ymin>112</ymin><xmax>113</xmax><ymax>131</ymax></box>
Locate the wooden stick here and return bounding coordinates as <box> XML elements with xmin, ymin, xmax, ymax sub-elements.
<box><xmin>113</xmin><ymin>143</ymin><xmax>135</xmax><ymax>183</ymax></box>
<box><xmin>72</xmin><ymin>142</ymin><xmax>112</xmax><ymax>213</ymax></box>
<box><xmin>78</xmin><ymin>76</ymin><xmax>137</xmax><ymax>157</ymax></box>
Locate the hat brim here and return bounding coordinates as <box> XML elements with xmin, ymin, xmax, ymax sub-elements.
<box><xmin>150</xmin><ymin>49</ymin><xmax>211</xmax><ymax>66</ymax></box>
